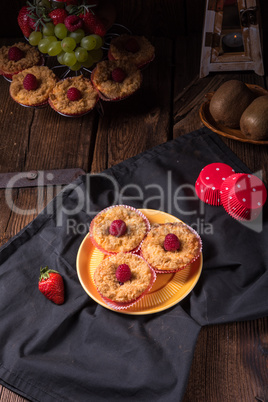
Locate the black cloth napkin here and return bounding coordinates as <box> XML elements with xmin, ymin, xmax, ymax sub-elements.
<box><xmin>0</xmin><ymin>127</ymin><xmax>267</xmax><ymax>402</ymax></box>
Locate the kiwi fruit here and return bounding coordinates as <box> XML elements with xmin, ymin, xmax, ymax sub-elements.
<box><xmin>240</xmin><ymin>95</ymin><xmax>268</xmax><ymax>140</ymax></box>
<box><xmin>209</xmin><ymin>80</ymin><xmax>256</xmax><ymax>128</ymax></box>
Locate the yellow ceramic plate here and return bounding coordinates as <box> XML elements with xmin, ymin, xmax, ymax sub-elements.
<box><xmin>76</xmin><ymin>209</ymin><xmax>203</xmax><ymax>315</ymax></box>
<box><xmin>199</xmin><ymin>84</ymin><xmax>268</xmax><ymax>145</ymax></box>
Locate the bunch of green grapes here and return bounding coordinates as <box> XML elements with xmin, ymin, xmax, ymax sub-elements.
<box><xmin>28</xmin><ymin>22</ymin><xmax>103</xmax><ymax>71</ymax></box>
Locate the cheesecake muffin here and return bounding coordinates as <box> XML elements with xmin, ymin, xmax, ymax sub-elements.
<box><xmin>0</xmin><ymin>42</ymin><xmax>42</xmax><ymax>80</ymax></box>
<box><xmin>108</xmin><ymin>34</ymin><xmax>155</xmax><ymax>68</ymax></box>
<box><xmin>91</xmin><ymin>59</ymin><xmax>142</xmax><ymax>101</ymax></box>
<box><xmin>9</xmin><ymin>65</ymin><xmax>57</xmax><ymax>107</ymax></box>
<box><xmin>141</xmin><ymin>222</ymin><xmax>202</xmax><ymax>273</ymax></box>
<box><xmin>94</xmin><ymin>252</ymin><xmax>155</xmax><ymax>308</ymax></box>
<box><xmin>90</xmin><ymin>205</ymin><xmax>150</xmax><ymax>254</ymax></box>
<box><xmin>48</xmin><ymin>75</ymin><xmax>99</xmax><ymax>117</ymax></box>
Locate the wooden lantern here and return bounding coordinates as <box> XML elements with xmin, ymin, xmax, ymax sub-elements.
<box><xmin>200</xmin><ymin>0</ymin><xmax>264</xmax><ymax>77</ymax></box>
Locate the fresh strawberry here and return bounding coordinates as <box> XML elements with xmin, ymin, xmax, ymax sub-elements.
<box><xmin>64</xmin><ymin>15</ymin><xmax>83</xmax><ymax>32</ymax></box>
<box><xmin>8</xmin><ymin>47</ymin><xmax>25</xmax><ymax>62</ymax></box>
<box><xmin>27</xmin><ymin>12</ymin><xmax>41</xmax><ymax>31</ymax></box>
<box><xmin>109</xmin><ymin>219</ymin><xmax>127</xmax><ymax>237</ymax></box>
<box><xmin>80</xmin><ymin>9</ymin><xmax>106</xmax><ymax>37</ymax></box>
<box><xmin>116</xmin><ymin>264</ymin><xmax>132</xmax><ymax>283</ymax></box>
<box><xmin>49</xmin><ymin>8</ymin><xmax>68</xmax><ymax>25</ymax></box>
<box><xmin>111</xmin><ymin>67</ymin><xmax>126</xmax><ymax>83</ymax></box>
<box><xmin>38</xmin><ymin>266</ymin><xmax>65</xmax><ymax>305</ymax></box>
<box><xmin>17</xmin><ymin>6</ymin><xmax>33</xmax><ymax>38</ymax></box>
<box><xmin>23</xmin><ymin>74</ymin><xmax>38</xmax><ymax>91</ymax></box>
<box><xmin>67</xmin><ymin>87</ymin><xmax>81</xmax><ymax>101</ymax></box>
<box><xmin>164</xmin><ymin>233</ymin><xmax>180</xmax><ymax>251</ymax></box>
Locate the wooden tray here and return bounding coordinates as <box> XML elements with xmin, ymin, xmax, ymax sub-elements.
<box><xmin>199</xmin><ymin>84</ymin><xmax>268</xmax><ymax>145</ymax></box>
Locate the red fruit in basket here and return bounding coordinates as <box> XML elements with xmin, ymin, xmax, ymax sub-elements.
<box><xmin>23</xmin><ymin>74</ymin><xmax>38</xmax><ymax>91</ymax></box>
<box><xmin>80</xmin><ymin>10</ymin><xmax>106</xmax><ymax>36</ymax></box>
<box><xmin>164</xmin><ymin>233</ymin><xmax>180</xmax><ymax>251</ymax></box>
<box><xmin>125</xmin><ymin>38</ymin><xmax>140</xmax><ymax>53</ymax></box>
<box><xmin>111</xmin><ymin>67</ymin><xmax>126</xmax><ymax>83</ymax></box>
<box><xmin>67</xmin><ymin>87</ymin><xmax>82</xmax><ymax>101</ymax></box>
<box><xmin>109</xmin><ymin>219</ymin><xmax>127</xmax><ymax>237</ymax></box>
<box><xmin>17</xmin><ymin>6</ymin><xmax>33</xmax><ymax>38</ymax></box>
<box><xmin>8</xmin><ymin>46</ymin><xmax>25</xmax><ymax>62</ymax></box>
<box><xmin>38</xmin><ymin>266</ymin><xmax>65</xmax><ymax>305</ymax></box>
<box><xmin>49</xmin><ymin>8</ymin><xmax>68</xmax><ymax>25</ymax></box>
<box><xmin>116</xmin><ymin>264</ymin><xmax>132</xmax><ymax>283</ymax></box>
<box><xmin>64</xmin><ymin>15</ymin><xmax>83</xmax><ymax>32</ymax></box>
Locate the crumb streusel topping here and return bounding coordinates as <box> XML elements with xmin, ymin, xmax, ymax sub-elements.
<box><xmin>49</xmin><ymin>75</ymin><xmax>98</xmax><ymax>115</ymax></box>
<box><xmin>0</xmin><ymin>42</ymin><xmax>41</xmax><ymax>74</ymax></box>
<box><xmin>10</xmin><ymin>66</ymin><xmax>57</xmax><ymax>106</ymax></box>
<box><xmin>91</xmin><ymin>206</ymin><xmax>148</xmax><ymax>253</ymax></box>
<box><xmin>92</xmin><ymin>59</ymin><xmax>142</xmax><ymax>99</ymax></box>
<box><xmin>141</xmin><ymin>222</ymin><xmax>201</xmax><ymax>271</ymax></box>
<box><xmin>94</xmin><ymin>253</ymin><xmax>152</xmax><ymax>302</ymax></box>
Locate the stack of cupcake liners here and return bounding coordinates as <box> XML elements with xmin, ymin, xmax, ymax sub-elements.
<box><xmin>195</xmin><ymin>163</ymin><xmax>267</xmax><ymax>221</ymax></box>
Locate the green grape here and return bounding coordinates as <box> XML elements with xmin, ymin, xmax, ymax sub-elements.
<box><xmin>47</xmin><ymin>41</ymin><xmax>62</xmax><ymax>56</ymax></box>
<box><xmin>44</xmin><ymin>35</ymin><xmax>57</xmax><ymax>44</ymax></box>
<box><xmin>63</xmin><ymin>51</ymin><xmax>77</xmax><ymax>66</ymax></box>
<box><xmin>69</xmin><ymin>29</ymin><xmax>85</xmax><ymax>44</ymax></box>
<box><xmin>54</xmin><ymin>23</ymin><xmax>68</xmax><ymax>40</ymax></box>
<box><xmin>90</xmin><ymin>34</ymin><xmax>103</xmax><ymax>50</ymax></box>
<box><xmin>28</xmin><ymin>31</ymin><xmax>42</xmax><ymax>46</ymax></box>
<box><xmin>57</xmin><ymin>51</ymin><xmax>65</xmax><ymax>64</ymax></box>
<box><xmin>61</xmin><ymin>37</ymin><xmax>76</xmax><ymax>52</ymax></box>
<box><xmin>90</xmin><ymin>48</ymin><xmax>103</xmax><ymax>63</ymax></box>
<box><xmin>81</xmin><ymin>35</ymin><xmax>96</xmax><ymax>51</ymax></box>
<box><xmin>82</xmin><ymin>53</ymin><xmax>94</xmax><ymax>68</ymax></box>
<box><xmin>70</xmin><ymin>61</ymin><xmax>82</xmax><ymax>71</ymax></box>
<box><xmin>38</xmin><ymin>38</ymin><xmax>51</xmax><ymax>53</ymax></box>
<box><xmin>75</xmin><ymin>47</ymin><xmax>88</xmax><ymax>63</ymax></box>
<box><xmin>42</xmin><ymin>22</ymin><xmax>55</xmax><ymax>36</ymax></box>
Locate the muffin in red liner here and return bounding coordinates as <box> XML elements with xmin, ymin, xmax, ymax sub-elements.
<box><xmin>94</xmin><ymin>252</ymin><xmax>156</xmax><ymax>310</ymax></box>
<box><xmin>90</xmin><ymin>205</ymin><xmax>150</xmax><ymax>255</ymax></box>
<box><xmin>0</xmin><ymin>42</ymin><xmax>43</xmax><ymax>81</ymax></box>
<box><xmin>9</xmin><ymin>65</ymin><xmax>57</xmax><ymax>108</ymax></box>
<box><xmin>140</xmin><ymin>222</ymin><xmax>202</xmax><ymax>274</ymax></box>
<box><xmin>220</xmin><ymin>173</ymin><xmax>267</xmax><ymax>221</ymax></box>
<box><xmin>108</xmin><ymin>34</ymin><xmax>155</xmax><ymax>69</ymax></box>
<box><xmin>195</xmin><ymin>163</ymin><xmax>235</xmax><ymax>206</ymax></box>
<box><xmin>48</xmin><ymin>75</ymin><xmax>99</xmax><ymax>117</ymax></box>
<box><xmin>91</xmin><ymin>59</ymin><xmax>142</xmax><ymax>101</ymax></box>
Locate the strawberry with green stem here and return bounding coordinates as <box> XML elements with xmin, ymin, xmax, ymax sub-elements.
<box><xmin>38</xmin><ymin>266</ymin><xmax>65</xmax><ymax>305</ymax></box>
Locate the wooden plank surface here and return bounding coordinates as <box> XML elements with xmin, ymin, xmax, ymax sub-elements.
<box><xmin>0</xmin><ymin>0</ymin><xmax>268</xmax><ymax>401</ymax></box>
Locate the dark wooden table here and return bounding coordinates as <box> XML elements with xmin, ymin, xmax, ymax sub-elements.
<box><xmin>0</xmin><ymin>1</ymin><xmax>268</xmax><ymax>401</ymax></box>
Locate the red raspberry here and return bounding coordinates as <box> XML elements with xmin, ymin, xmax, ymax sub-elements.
<box><xmin>116</xmin><ymin>264</ymin><xmax>132</xmax><ymax>283</ymax></box>
<box><xmin>164</xmin><ymin>233</ymin><xmax>180</xmax><ymax>251</ymax></box>
<box><xmin>124</xmin><ymin>38</ymin><xmax>140</xmax><ymax>53</ymax></box>
<box><xmin>23</xmin><ymin>74</ymin><xmax>38</xmax><ymax>91</ymax></box>
<box><xmin>8</xmin><ymin>46</ymin><xmax>25</xmax><ymax>62</ymax></box>
<box><xmin>109</xmin><ymin>219</ymin><xmax>127</xmax><ymax>237</ymax></box>
<box><xmin>111</xmin><ymin>68</ymin><xmax>126</xmax><ymax>83</ymax></box>
<box><xmin>67</xmin><ymin>87</ymin><xmax>82</xmax><ymax>101</ymax></box>
<box><xmin>64</xmin><ymin>15</ymin><xmax>83</xmax><ymax>32</ymax></box>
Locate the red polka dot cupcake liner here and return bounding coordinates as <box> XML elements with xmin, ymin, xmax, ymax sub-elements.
<box><xmin>89</xmin><ymin>204</ymin><xmax>151</xmax><ymax>255</ymax></box>
<box><xmin>195</xmin><ymin>163</ymin><xmax>235</xmax><ymax>206</ymax></box>
<box><xmin>94</xmin><ymin>255</ymin><xmax>156</xmax><ymax>311</ymax></box>
<box><xmin>220</xmin><ymin>173</ymin><xmax>267</xmax><ymax>221</ymax></box>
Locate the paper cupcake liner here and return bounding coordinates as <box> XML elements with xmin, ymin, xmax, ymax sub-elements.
<box><xmin>195</xmin><ymin>181</ymin><xmax>222</xmax><ymax>206</ymax></box>
<box><xmin>9</xmin><ymin>92</ymin><xmax>49</xmax><ymax>108</ymax></box>
<box><xmin>91</xmin><ymin>67</ymin><xmax>142</xmax><ymax>102</ymax></box>
<box><xmin>94</xmin><ymin>255</ymin><xmax>156</xmax><ymax>310</ymax></box>
<box><xmin>140</xmin><ymin>224</ymin><xmax>202</xmax><ymax>274</ymax></box>
<box><xmin>89</xmin><ymin>204</ymin><xmax>151</xmax><ymax>255</ymax></box>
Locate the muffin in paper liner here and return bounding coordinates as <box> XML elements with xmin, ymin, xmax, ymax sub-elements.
<box><xmin>220</xmin><ymin>173</ymin><xmax>267</xmax><ymax>221</ymax></box>
<box><xmin>140</xmin><ymin>222</ymin><xmax>202</xmax><ymax>274</ymax></box>
<box><xmin>89</xmin><ymin>205</ymin><xmax>151</xmax><ymax>255</ymax></box>
<box><xmin>48</xmin><ymin>75</ymin><xmax>99</xmax><ymax>117</ymax></box>
<box><xmin>93</xmin><ymin>252</ymin><xmax>156</xmax><ymax>310</ymax></box>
